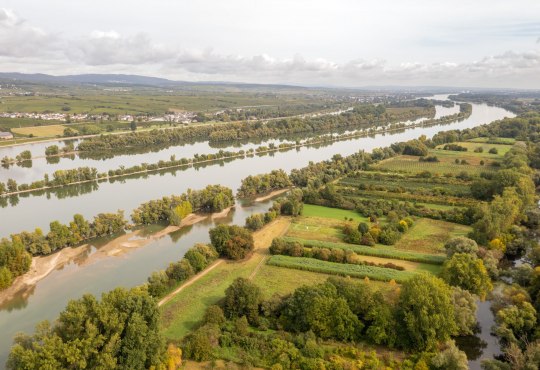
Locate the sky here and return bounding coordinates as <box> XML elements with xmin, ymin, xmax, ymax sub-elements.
<box><xmin>0</xmin><ymin>0</ymin><xmax>540</xmax><ymax>88</ymax></box>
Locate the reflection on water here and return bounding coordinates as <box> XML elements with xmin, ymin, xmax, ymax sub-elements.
<box><xmin>456</xmin><ymin>300</ymin><xmax>502</xmax><ymax>370</ymax></box>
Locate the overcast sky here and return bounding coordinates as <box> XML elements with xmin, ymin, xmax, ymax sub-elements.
<box><xmin>1</xmin><ymin>0</ymin><xmax>540</xmax><ymax>88</ymax></box>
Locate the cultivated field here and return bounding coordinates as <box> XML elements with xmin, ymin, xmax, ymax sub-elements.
<box><xmin>11</xmin><ymin>124</ymin><xmax>68</xmax><ymax>137</ymax></box>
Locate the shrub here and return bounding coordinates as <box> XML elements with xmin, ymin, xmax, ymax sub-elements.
<box><xmin>245</xmin><ymin>213</ymin><xmax>265</xmax><ymax>231</ymax></box>
<box><xmin>0</xmin><ymin>266</ymin><xmax>13</xmax><ymax>290</ymax></box>
<box><xmin>378</xmin><ymin>227</ymin><xmax>401</xmax><ymax>245</ymax></box>
<box><xmin>203</xmin><ymin>305</ymin><xmax>226</xmax><ymax>326</ymax></box>
<box><xmin>360</xmin><ymin>232</ymin><xmax>376</xmax><ymax>246</ymax></box>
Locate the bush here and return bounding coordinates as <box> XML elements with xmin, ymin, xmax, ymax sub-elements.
<box><xmin>281</xmin><ymin>237</ymin><xmax>446</xmax><ymax>264</ymax></box>
<box><xmin>378</xmin><ymin>227</ymin><xmax>401</xmax><ymax>245</ymax></box>
<box><xmin>203</xmin><ymin>305</ymin><xmax>226</xmax><ymax>326</ymax></box>
<box><xmin>360</xmin><ymin>232</ymin><xmax>376</xmax><ymax>246</ymax></box>
<box><xmin>245</xmin><ymin>213</ymin><xmax>265</xmax><ymax>231</ymax></box>
<box><xmin>0</xmin><ymin>266</ymin><xmax>13</xmax><ymax>290</ymax></box>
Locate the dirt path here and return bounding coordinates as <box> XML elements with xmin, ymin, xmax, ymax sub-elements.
<box><xmin>158</xmin><ymin>259</ymin><xmax>224</xmax><ymax>307</ymax></box>
<box><xmin>248</xmin><ymin>255</ymin><xmax>268</xmax><ymax>280</ymax></box>
<box><xmin>248</xmin><ymin>218</ymin><xmax>291</xmax><ymax>280</ymax></box>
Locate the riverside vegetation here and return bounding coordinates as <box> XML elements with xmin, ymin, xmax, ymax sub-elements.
<box><xmin>5</xmin><ymin>108</ymin><xmax>539</xmax><ymax>369</ymax></box>
<box><xmin>0</xmin><ymin>102</ymin><xmax>471</xmax><ymax>198</ymax></box>
<box><xmin>0</xmin><ymin>185</ymin><xmax>233</xmax><ymax>291</ymax></box>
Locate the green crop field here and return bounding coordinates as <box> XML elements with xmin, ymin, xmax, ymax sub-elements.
<box><xmin>267</xmin><ymin>255</ymin><xmax>417</xmax><ymax>282</ymax></box>
<box><xmin>287</xmin><ymin>213</ymin><xmax>380</xmax><ymax>243</ymax></box>
<box><xmin>467</xmin><ymin>137</ymin><xmax>516</xmax><ymax>145</ymax></box>
<box><xmin>302</xmin><ymin>204</ymin><xmax>368</xmax><ymax>221</ymax></box>
<box><xmin>283</xmin><ymin>237</ymin><xmax>446</xmax><ymax>264</ymax></box>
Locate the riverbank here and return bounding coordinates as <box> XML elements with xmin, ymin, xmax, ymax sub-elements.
<box><xmin>0</xmin><ymin>207</ymin><xmax>233</xmax><ymax>305</ymax></box>
<box><xmin>254</xmin><ymin>188</ymin><xmax>290</xmax><ymax>202</ymax></box>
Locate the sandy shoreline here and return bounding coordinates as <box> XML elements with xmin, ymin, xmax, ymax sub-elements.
<box><xmin>0</xmin><ymin>208</ymin><xmax>233</xmax><ymax>305</ymax></box>
<box><xmin>254</xmin><ymin>188</ymin><xmax>290</xmax><ymax>202</ymax></box>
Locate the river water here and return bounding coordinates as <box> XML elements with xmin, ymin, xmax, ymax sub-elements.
<box><xmin>0</xmin><ymin>97</ymin><xmax>513</xmax><ymax>366</ymax></box>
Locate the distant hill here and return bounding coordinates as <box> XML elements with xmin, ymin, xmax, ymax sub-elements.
<box><xmin>0</xmin><ymin>72</ymin><xmax>180</xmax><ymax>86</ymax></box>
<box><xmin>0</xmin><ymin>72</ymin><xmax>304</xmax><ymax>91</ymax></box>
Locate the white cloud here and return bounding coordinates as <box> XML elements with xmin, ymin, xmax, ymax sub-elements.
<box><xmin>0</xmin><ymin>7</ymin><xmax>539</xmax><ymax>88</ymax></box>
<box><xmin>66</xmin><ymin>31</ymin><xmax>176</xmax><ymax>65</ymax></box>
<box><xmin>0</xmin><ymin>8</ymin><xmax>59</xmax><ymax>58</ymax></box>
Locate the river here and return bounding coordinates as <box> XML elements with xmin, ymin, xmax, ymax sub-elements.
<box><xmin>0</xmin><ymin>97</ymin><xmax>513</xmax><ymax>366</ymax></box>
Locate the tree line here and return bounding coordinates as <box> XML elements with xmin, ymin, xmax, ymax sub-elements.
<box><xmin>75</xmin><ymin>103</ymin><xmax>433</xmax><ymax>153</ymax></box>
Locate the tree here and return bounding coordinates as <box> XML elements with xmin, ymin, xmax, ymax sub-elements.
<box><xmin>165</xmin><ymin>259</ymin><xmax>194</xmax><ymax>282</ymax></box>
<box><xmin>442</xmin><ymin>253</ymin><xmax>493</xmax><ymax>300</ymax></box>
<box><xmin>209</xmin><ymin>224</ymin><xmax>254</xmax><ymax>260</ymax></box>
<box><xmin>281</xmin><ymin>282</ymin><xmax>362</xmax><ymax>341</ymax></box>
<box><xmin>130</xmin><ymin>121</ymin><xmax>137</xmax><ymax>131</ymax></box>
<box><xmin>397</xmin><ymin>274</ymin><xmax>456</xmax><ymax>350</ymax></box>
<box><xmin>45</xmin><ymin>145</ymin><xmax>59</xmax><ymax>156</ymax></box>
<box><xmin>6</xmin><ymin>178</ymin><xmax>17</xmax><ymax>192</ymax></box>
<box><xmin>183</xmin><ymin>250</ymin><xmax>206</xmax><ymax>272</ymax></box>
<box><xmin>245</xmin><ymin>214</ymin><xmax>265</xmax><ymax>231</ymax></box>
<box><xmin>182</xmin><ymin>324</ymin><xmax>218</xmax><ymax>361</ymax></box>
<box><xmin>0</xmin><ymin>238</ymin><xmax>32</xmax><ymax>277</ymax></box>
<box><xmin>166</xmin><ymin>343</ymin><xmax>182</xmax><ymax>370</ymax></box>
<box><xmin>451</xmin><ymin>286</ymin><xmax>478</xmax><ymax>336</ymax></box>
<box><xmin>358</xmin><ymin>222</ymin><xmax>370</xmax><ymax>234</ymax></box>
<box><xmin>169</xmin><ymin>201</ymin><xmax>193</xmax><ymax>226</ymax></box>
<box><xmin>430</xmin><ymin>340</ymin><xmax>469</xmax><ymax>370</ymax></box>
<box><xmin>444</xmin><ymin>236</ymin><xmax>479</xmax><ymax>257</ymax></box>
<box><xmin>495</xmin><ymin>302</ymin><xmax>537</xmax><ymax>345</ymax></box>
<box><xmin>471</xmin><ymin>188</ymin><xmax>522</xmax><ymax>244</ymax></box>
<box><xmin>223</xmin><ymin>277</ymin><xmax>261</xmax><ymax>324</ymax></box>
<box><xmin>8</xmin><ymin>287</ymin><xmax>164</xmax><ymax>369</ymax></box>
